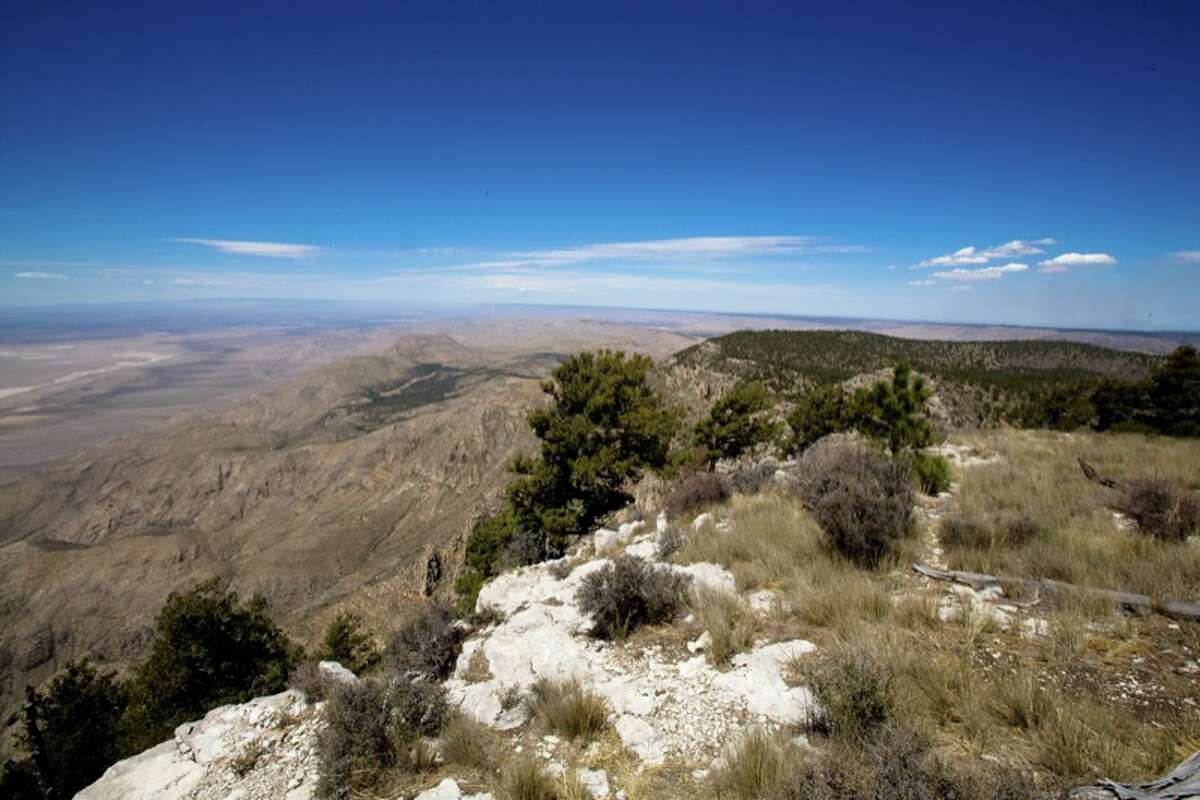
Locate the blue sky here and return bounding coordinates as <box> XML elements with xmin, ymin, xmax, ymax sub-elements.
<box><xmin>2</xmin><ymin>1</ymin><xmax>1198</xmax><ymax>330</ymax></box>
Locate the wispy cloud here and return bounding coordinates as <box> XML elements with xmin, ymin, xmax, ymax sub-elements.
<box><xmin>932</xmin><ymin>263</ymin><xmax>1029</xmax><ymax>281</ymax></box>
<box><xmin>452</xmin><ymin>235</ymin><xmax>869</xmax><ymax>270</ymax></box>
<box><xmin>1038</xmin><ymin>252</ymin><xmax>1117</xmax><ymax>273</ymax></box>
<box><xmin>1168</xmin><ymin>250</ymin><xmax>1200</xmax><ymax>263</ymax></box>
<box><xmin>168</xmin><ymin>238</ymin><xmax>322</xmax><ymax>258</ymax></box>
<box><xmin>915</xmin><ymin>239</ymin><xmax>1052</xmax><ymax>268</ymax></box>
<box><xmin>949</xmin><ymin>285</ymin><xmax>974</xmax><ymax>292</ymax></box>
<box><xmin>14</xmin><ymin>271</ymin><xmax>68</xmax><ymax>280</ymax></box>
<box><xmin>907</xmin><ymin>279</ymin><xmax>937</xmax><ymax>286</ymax></box>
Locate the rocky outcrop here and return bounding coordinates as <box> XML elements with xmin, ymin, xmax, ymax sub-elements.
<box><xmin>76</xmin><ymin>690</ymin><xmax>322</xmax><ymax>800</ymax></box>
<box><xmin>446</xmin><ymin>518</ymin><xmax>817</xmax><ymax>766</ymax></box>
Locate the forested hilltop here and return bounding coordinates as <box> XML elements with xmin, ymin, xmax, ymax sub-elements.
<box><xmin>672</xmin><ymin>330</ymin><xmax>1164</xmax><ymax>428</ymax></box>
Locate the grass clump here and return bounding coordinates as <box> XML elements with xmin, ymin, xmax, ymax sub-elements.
<box><xmin>795</xmin><ymin>440</ymin><xmax>914</xmax><ymax>568</ymax></box>
<box><xmin>387</xmin><ymin>602</ymin><xmax>464</xmax><ymax>680</ymax></box>
<box><xmin>690</xmin><ymin>587</ymin><xmax>757</xmax><ymax>666</ymax></box>
<box><xmin>664</xmin><ymin>470</ymin><xmax>732</xmax><ymax>516</ymax></box>
<box><xmin>501</xmin><ymin>756</ymin><xmax>561</xmax><ymax>800</ymax></box>
<box><xmin>1118</xmin><ymin>478</ymin><xmax>1200</xmax><ymax>542</ymax></box>
<box><xmin>576</xmin><ymin>555</ymin><xmax>687</xmax><ymax>638</ymax></box>
<box><xmin>439</xmin><ymin>711</ymin><xmax>498</xmax><ymax>772</ymax></box>
<box><xmin>316</xmin><ymin>676</ymin><xmax>447</xmax><ymax>799</ymax></box>
<box><xmin>530</xmin><ymin>677</ymin><xmax>610</xmax><ymax>739</ymax></box>
<box><xmin>804</xmin><ymin>650</ymin><xmax>892</xmax><ymax>743</ymax></box>
<box><xmin>288</xmin><ymin>661</ymin><xmax>340</xmax><ymax>703</ymax></box>
<box><xmin>710</xmin><ymin>729</ymin><xmax>795</xmax><ymax>800</ymax></box>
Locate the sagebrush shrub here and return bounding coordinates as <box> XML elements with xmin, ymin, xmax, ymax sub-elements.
<box><xmin>387</xmin><ymin>602</ymin><xmax>464</xmax><ymax>680</ymax></box>
<box><xmin>664</xmin><ymin>470</ymin><xmax>732</xmax><ymax>516</ymax></box>
<box><xmin>289</xmin><ymin>661</ymin><xmax>338</xmax><ymax>703</ymax></box>
<box><xmin>1119</xmin><ymin>478</ymin><xmax>1200</xmax><ymax>542</ymax></box>
<box><xmin>732</xmin><ymin>462</ymin><xmax>778</xmax><ymax>495</ymax></box>
<box><xmin>795</xmin><ymin>442</ymin><xmax>914</xmax><ymax>568</ymax></box>
<box><xmin>576</xmin><ymin>555</ymin><xmax>688</xmax><ymax>638</ymax></box>
<box><xmin>316</xmin><ymin>676</ymin><xmax>447</xmax><ymax>799</ymax></box>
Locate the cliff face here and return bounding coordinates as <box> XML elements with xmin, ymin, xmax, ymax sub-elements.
<box><xmin>0</xmin><ymin>335</ymin><xmax>544</xmax><ymax>752</ymax></box>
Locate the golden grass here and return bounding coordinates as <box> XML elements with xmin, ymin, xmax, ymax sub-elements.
<box><xmin>946</xmin><ymin>430</ymin><xmax>1200</xmax><ymax>600</ymax></box>
<box><xmin>689</xmin><ymin>587</ymin><xmax>757</xmax><ymax>666</ymax></box>
<box><xmin>440</xmin><ymin>711</ymin><xmax>499</xmax><ymax>773</ymax></box>
<box><xmin>709</xmin><ymin>729</ymin><xmax>797</xmax><ymax>800</ymax></box>
<box><xmin>530</xmin><ymin>678</ymin><xmax>611</xmax><ymax>740</ymax></box>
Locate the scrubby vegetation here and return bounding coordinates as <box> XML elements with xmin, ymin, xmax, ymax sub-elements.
<box><xmin>576</xmin><ymin>555</ymin><xmax>688</xmax><ymax>638</ymax></box>
<box><xmin>3</xmin><ymin>579</ymin><xmax>303</xmax><ymax>798</ymax></box>
<box><xmin>316</xmin><ymin>675</ymin><xmax>446</xmax><ymax>799</ymax></box>
<box><xmin>663</xmin><ymin>470</ymin><xmax>732</xmax><ymax>516</ymax></box>
<box><xmin>458</xmin><ymin>350</ymin><xmax>681</xmax><ymax>604</ymax></box>
<box><xmin>693</xmin><ymin>381</ymin><xmax>779</xmax><ymax>466</ymax></box>
<box><xmin>387</xmin><ymin>602</ymin><xmax>464</xmax><ymax>681</ymax></box>
<box><xmin>794</xmin><ymin>440</ymin><xmax>915</xmax><ymax>568</ymax></box>
<box><xmin>316</xmin><ymin>611</ymin><xmax>380</xmax><ymax>674</ymax></box>
<box><xmin>1118</xmin><ymin>478</ymin><xmax>1200</xmax><ymax>542</ymax></box>
<box><xmin>121</xmin><ymin>578</ymin><xmax>302</xmax><ymax>751</ymax></box>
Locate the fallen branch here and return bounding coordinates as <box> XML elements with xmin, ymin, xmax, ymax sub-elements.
<box><xmin>1077</xmin><ymin>456</ymin><xmax>1120</xmax><ymax>489</ymax></box>
<box><xmin>912</xmin><ymin>562</ymin><xmax>1200</xmax><ymax>623</ymax></box>
<box><xmin>1069</xmin><ymin>748</ymin><xmax>1200</xmax><ymax>799</ymax></box>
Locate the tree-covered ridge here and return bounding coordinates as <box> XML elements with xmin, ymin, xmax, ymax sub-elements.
<box><xmin>675</xmin><ymin>330</ymin><xmax>1159</xmax><ymax>387</ymax></box>
<box><xmin>673</xmin><ymin>330</ymin><xmax>1164</xmax><ymax>428</ymax></box>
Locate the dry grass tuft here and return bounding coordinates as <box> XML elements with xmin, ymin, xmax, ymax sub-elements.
<box><xmin>439</xmin><ymin>711</ymin><xmax>498</xmax><ymax>773</ymax></box>
<box><xmin>530</xmin><ymin>677</ymin><xmax>610</xmax><ymax>740</ymax></box>
<box><xmin>690</xmin><ymin>587</ymin><xmax>757</xmax><ymax>665</ymax></box>
<box><xmin>710</xmin><ymin>728</ymin><xmax>795</xmax><ymax>800</ymax></box>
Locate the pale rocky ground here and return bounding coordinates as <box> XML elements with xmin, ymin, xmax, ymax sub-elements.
<box><xmin>80</xmin><ymin>442</ymin><xmax>1110</xmax><ymax>800</ymax></box>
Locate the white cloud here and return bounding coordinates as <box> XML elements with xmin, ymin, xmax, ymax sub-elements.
<box><xmin>1168</xmin><ymin>250</ymin><xmax>1200</xmax><ymax>263</ymax></box>
<box><xmin>452</xmin><ymin>235</ymin><xmax>867</xmax><ymax>270</ymax></box>
<box><xmin>169</xmin><ymin>238</ymin><xmax>322</xmax><ymax>258</ymax></box>
<box><xmin>908</xmin><ymin>279</ymin><xmax>937</xmax><ymax>286</ymax></box>
<box><xmin>14</xmin><ymin>271</ymin><xmax>67</xmax><ymax>280</ymax></box>
<box><xmin>1037</xmin><ymin>252</ymin><xmax>1117</xmax><ymax>272</ymax></box>
<box><xmin>949</xmin><ymin>285</ymin><xmax>974</xmax><ymax>292</ymax></box>
<box><xmin>916</xmin><ymin>239</ymin><xmax>1053</xmax><ymax>268</ymax></box>
<box><xmin>917</xmin><ymin>246</ymin><xmax>990</xmax><ymax>267</ymax></box>
<box><xmin>1031</xmin><ymin>238</ymin><xmax>1059</xmax><ymax>246</ymax></box>
<box><xmin>932</xmin><ymin>263</ymin><xmax>1029</xmax><ymax>281</ymax></box>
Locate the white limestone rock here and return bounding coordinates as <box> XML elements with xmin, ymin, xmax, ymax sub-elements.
<box><xmin>76</xmin><ymin>690</ymin><xmax>319</xmax><ymax>800</ymax></box>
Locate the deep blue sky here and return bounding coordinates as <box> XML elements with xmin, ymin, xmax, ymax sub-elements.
<box><xmin>2</xmin><ymin>1</ymin><xmax>1198</xmax><ymax>329</ymax></box>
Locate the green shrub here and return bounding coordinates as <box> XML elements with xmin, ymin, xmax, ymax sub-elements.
<box><xmin>782</xmin><ymin>384</ymin><xmax>851</xmax><ymax>456</ymax></box>
<box><xmin>576</xmin><ymin>555</ymin><xmax>688</xmax><ymax>638</ymax></box>
<box><xmin>316</xmin><ymin>676</ymin><xmax>447</xmax><ymax>799</ymax></box>
<box><xmin>121</xmin><ymin>579</ymin><xmax>301</xmax><ymax>752</ymax></box>
<box><xmin>664</xmin><ymin>470</ymin><xmax>732</xmax><ymax>516</ymax></box>
<box><xmin>459</xmin><ymin>350</ymin><xmax>681</xmax><ymax>592</ymax></box>
<box><xmin>906</xmin><ymin>452</ymin><xmax>952</xmax><ymax>495</ymax></box>
<box><xmin>694</xmin><ymin>382</ymin><xmax>779</xmax><ymax>466</ymax></box>
<box><xmin>796</xmin><ymin>442</ymin><xmax>914</xmax><ymax>568</ymax></box>
<box><xmin>529</xmin><ymin>677</ymin><xmax>610</xmax><ymax>739</ymax></box>
<box><xmin>1119</xmin><ymin>478</ymin><xmax>1200</xmax><ymax>542</ymax></box>
<box><xmin>804</xmin><ymin>651</ymin><xmax>892</xmax><ymax>743</ymax></box>
<box><xmin>850</xmin><ymin>363</ymin><xmax>936</xmax><ymax>454</ymax></box>
<box><xmin>316</xmin><ymin>611</ymin><xmax>379</xmax><ymax>674</ymax></box>
<box><xmin>388</xmin><ymin>602</ymin><xmax>464</xmax><ymax>680</ymax></box>
<box><xmin>20</xmin><ymin>659</ymin><xmax>128</xmax><ymax>798</ymax></box>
